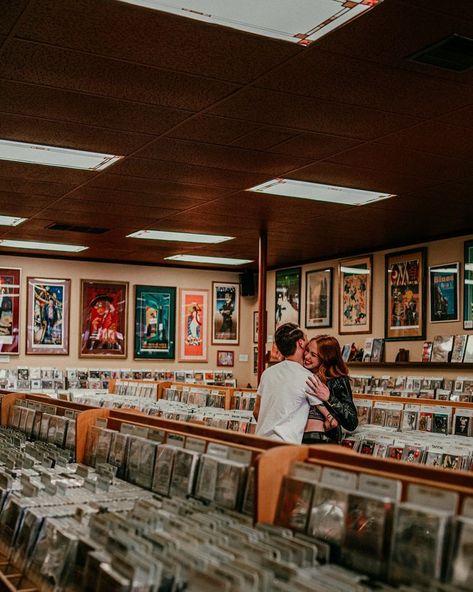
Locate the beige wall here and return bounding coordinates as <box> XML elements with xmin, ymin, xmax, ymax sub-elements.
<box><xmin>265</xmin><ymin>233</ymin><xmax>473</xmax><ymax>381</ymax></box>
<box><xmin>1</xmin><ymin>255</ymin><xmax>257</xmax><ymax>387</ymax></box>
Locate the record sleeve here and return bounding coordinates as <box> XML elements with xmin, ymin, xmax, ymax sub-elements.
<box><xmin>126</xmin><ymin>436</ymin><xmax>145</xmax><ymax>484</ymax></box>
<box><xmin>275</xmin><ymin>476</ymin><xmax>315</xmax><ymax>533</ymax></box>
<box><xmin>94</xmin><ymin>428</ymin><xmax>114</xmax><ymax>467</ymax></box>
<box><xmin>194</xmin><ymin>454</ymin><xmax>218</xmax><ymax>502</ymax></box>
<box><xmin>454</xmin><ymin>413</ymin><xmax>472</xmax><ymax>436</ymax></box>
<box><xmin>451</xmin><ymin>335</ymin><xmax>468</xmax><ymax>363</ymax></box>
<box><xmin>431</xmin><ymin>335</ymin><xmax>454</xmax><ymax>363</ymax></box>
<box><xmin>432</xmin><ymin>412</ymin><xmax>450</xmax><ymax>435</ymax></box>
<box><xmin>169</xmin><ymin>448</ymin><xmax>200</xmax><ymax>498</ymax></box>
<box><xmin>214</xmin><ymin>459</ymin><xmax>247</xmax><ymax>511</ymax></box>
<box><xmin>401</xmin><ymin>406</ymin><xmax>419</xmax><ymax>431</ymax></box>
<box><xmin>136</xmin><ymin>440</ymin><xmax>158</xmax><ymax>489</ymax></box>
<box><xmin>108</xmin><ymin>432</ymin><xmax>129</xmax><ymax>477</ymax></box>
<box><xmin>450</xmin><ymin>516</ymin><xmax>473</xmax><ymax>588</ymax></box>
<box><xmin>307</xmin><ymin>485</ymin><xmax>348</xmax><ymax>548</ymax></box>
<box><xmin>152</xmin><ymin>445</ymin><xmax>176</xmax><ymax>496</ymax></box>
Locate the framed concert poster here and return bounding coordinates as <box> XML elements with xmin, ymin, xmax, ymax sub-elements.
<box><xmin>305</xmin><ymin>268</ymin><xmax>333</xmax><ymax>329</ymax></box>
<box><xmin>339</xmin><ymin>256</ymin><xmax>372</xmax><ymax>334</ymax></box>
<box><xmin>79</xmin><ymin>280</ymin><xmax>128</xmax><ymax>358</ymax></box>
<box><xmin>0</xmin><ymin>267</ymin><xmax>21</xmax><ymax>354</ymax></box>
<box><xmin>465</xmin><ymin>240</ymin><xmax>473</xmax><ymax>330</ymax></box>
<box><xmin>385</xmin><ymin>248</ymin><xmax>427</xmax><ymax>341</ymax></box>
<box><xmin>212</xmin><ymin>282</ymin><xmax>240</xmax><ymax>345</ymax></box>
<box><xmin>429</xmin><ymin>262</ymin><xmax>459</xmax><ymax>323</ymax></box>
<box><xmin>178</xmin><ymin>288</ymin><xmax>208</xmax><ymax>362</ymax></box>
<box><xmin>134</xmin><ymin>285</ymin><xmax>176</xmax><ymax>359</ymax></box>
<box><xmin>26</xmin><ymin>277</ymin><xmax>70</xmax><ymax>355</ymax></box>
<box><xmin>217</xmin><ymin>350</ymin><xmax>234</xmax><ymax>367</ymax></box>
<box><xmin>253</xmin><ymin>311</ymin><xmax>258</xmax><ymax>344</ymax></box>
<box><xmin>275</xmin><ymin>267</ymin><xmax>301</xmax><ymax>331</ymax></box>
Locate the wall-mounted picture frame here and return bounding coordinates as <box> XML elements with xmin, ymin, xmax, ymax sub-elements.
<box><xmin>26</xmin><ymin>277</ymin><xmax>70</xmax><ymax>355</ymax></box>
<box><xmin>253</xmin><ymin>345</ymin><xmax>258</xmax><ymax>374</ymax></box>
<box><xmin>429</xmin><ymin>262</ymin><xmax>460</xmax><ymax>323</ymax></box>
<box><xmin>275</xmin><ymin>267</ymin><xmax>301</xmax><ymax>331</ymax></box>
<box><xmin>179</xmin><ymin>288</ymin><xmax>208</xmax><ymax>362</ymax></box>
<box><xmin>79</xmin><ymin>280</ymin><xmax>129</xmax><ymax>358</ymax></box>
<box><xmin>0</xmin><ymin>267</ymin><xmax>21</xmax><ymax>354</ymax></box>
<box><xmin>212</xmin><ymin>282</ymin><xmax>240</xmax><ymax>345</ymax></box>
<box><xmin>464</xmin><ymin>240</ymin><xmax>473</xmax><ymax>330</ymax></box>
<box><xmin>305</xmin><ymin>267</ymin><xmax>333</xmax><ymax>328</ymax></box>
<box><xmin>385</xmin><ymin>247</ymin><xmax>427</xmax><ymax>341</ymax></box>
<box><xmin>217</xmin><ymin>350</ymin><xmax>234</xmax><ymax>367</ymax></box>
<box><xmin>134</xmin><ymin>285</ymin><xmax>176</xmax><ymax>359</ymax></box>
<box><xmin>253</xmin><ymin>311</ymin><xmax>258</xmax><ymax>344</ymax></box>
<box><xmin>339</xmin><ymin>256</ymin><xmax>372</xmax><ymax>335</ymax></box>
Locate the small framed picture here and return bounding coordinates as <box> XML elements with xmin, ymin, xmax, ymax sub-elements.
<box><xmin>253</xmin><ymin>311</ymin><xmax>258</xmax><ymax>344</ymax></box>
<box><xmin>305</xmin><ymin>268</ymin><xmax>333</xmax><ymax>328</ymax></box>
<box><xmin>217</xmin><ymin>350</ymin><xmax>234</xmax><ymax>367</ymax></box>
<box><xmin>253</xmin><ymin>345</ymin><xmax>258</xmax><ymax>374</ymax></box>
<box><xmin>429</xmin><ymin>262</ymin><xmax>459</xmax><ymax>323</ymax></box>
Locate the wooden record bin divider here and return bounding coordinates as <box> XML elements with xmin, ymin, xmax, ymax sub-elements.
<box><xmin>256</xmin><ymin>443</ymin><xmax>473</xmax><ymax>525</ymax></box>
<box><xmin>353</xmin><ymin>392</ymin><xmax>473</xmax><ymax>414</ymax></box>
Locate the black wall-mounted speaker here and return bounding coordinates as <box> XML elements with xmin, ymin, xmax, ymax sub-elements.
<box><xmin>240</xmin><ymin>270</ymin><xmax>256</xmax><ymax>297</ymax></box>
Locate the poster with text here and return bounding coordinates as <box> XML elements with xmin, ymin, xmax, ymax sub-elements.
<box><xmin>27</xmin><ymin>277</ymin><xmax>70</xmax><ymax>355</ymax></box>
<box><xmin>80</xmin><ymin>280</ymin><xmax>128</xmax><ymax>358</ymax></box>
<box><xmin>0</xmin><ymin>267</ymin><xmax>21</xmax><ymax>354</ymax></box>
<box><xmin>464</xmin><ymin>240</ymin><xmax>473</xmax><ymax>330</ymax></box>
<box><xmin>306</xmin><ymin>268</ymin><xmax>332</xmax><ymax>328</ymax></box>
<box><xmin>179</xmin><ymin>288</ymin><xmax>208</xmax><ymax>362</ymax></box>
<box><xmin>275</xmin><ymin>267</ymin><xmax>301</xmax><ymax>331</ymax></box>
<box><xmin>385</xmin><ymin>248</ymin><xmax>426</xmax><ymax>340</ymax></box>
<box><xmin>134</xmin><ymin>285</ymin><xmax>176</xmax><ymax>359</ymax></box>
<box><xmin>429</xmin><ymin>263</ymin><xmax>459</xmax><ymax>323</ymax></box>
<box><xmin>339</xmin><ymin>256</ymin><xmax>372</xmax><ymax>335</ymax></box>
<box><xmin>212</xmin><ymin>282</ymin><xmax>239</xmax><ymax>345</ymax></box>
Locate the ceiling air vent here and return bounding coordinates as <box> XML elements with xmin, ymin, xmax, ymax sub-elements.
<box><xmin>47</xmin><ymin>223</ymin><xmax>109</xmax><ymax>234</ymax></box>
<box><xmin>410</xmin><ymin>34</ymin><xmax>473</xmax><ymax>71</ymax></box>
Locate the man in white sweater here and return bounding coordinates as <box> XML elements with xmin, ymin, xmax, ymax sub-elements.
<box><xmin>254</xmin><ymin>323</ymin><xmax>322</xmax><ymax>444</ymax></box>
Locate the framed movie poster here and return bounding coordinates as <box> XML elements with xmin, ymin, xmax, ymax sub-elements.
<box><xmin>134</xmin><ymin>285</ymin><xmax>176</xmax><ymax>359</ymax></box>
<box><xmin>253</xmin><ymin>311</ymin><xmax>258</xmax><ymax>344</ymax></box>
<box><xmin>429</xmin><ymin>262</ymin><xmax>459</xmax><ymax>323</ymax></box>
<box><xmin>179</xmin><ymin>288</ymin><xmax>208</xmax><ymax>362</ymax></box>
<box><xmin>465</xmin><ymin>240</ymin><xmax>473</xmax><ymax>329</ymax></box>
<box><xmin>275</xmin><ymin>267</ymin><xmax>301</xmax><ymax>331</ymax></box>
<box><xmin>212</xmin><ymin>282</ymin><xmax>240</xmax><ymax>345</ymax></box>
<box><xmin>217</xmin><ymin>350</ymin><xmax>234</xmax><ymax>367</ymax></box>
<box><xmin>0</xmin><ymin>267</ymin><xmax>21</xmax><ymax>354</ymax></box>
<box><xmin>305</xmin><ymin>268</ymin><xmax>333</xmax><ymax>328</ymax></box>
<box><xmin>80</xmin><ymin>280</ymin><xmax>128</xmax><ymax>358</ymax></box>
<box><xmin>26</xmin><ymin>277</ymin><xmax>70</xmax><ymax>355</ymax></box>
<box><xmin>385</xmin><ymin>248</ymin><xmax>427</xmax><ymax>341</ymax></box>
<box><xmin>339</xmin><ymin>256</ymin><xmax>372</xmax><ymax>334</ymax></box>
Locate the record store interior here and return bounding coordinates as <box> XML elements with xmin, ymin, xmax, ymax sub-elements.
<box><xmin>1</xmin><ymin>0</ymin><xmax>473</xmax><ymax>590</ymax></box>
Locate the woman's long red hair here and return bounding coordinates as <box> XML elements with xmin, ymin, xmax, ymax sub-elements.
<box><xmin>310</xmin><ymin>335</ymin><xmax>349</xmax><ymax>383</ymax></box>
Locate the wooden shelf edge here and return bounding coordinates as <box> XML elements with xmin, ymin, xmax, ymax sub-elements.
<box><xmin>348</xmin><ymin>361</ymin><xmax>473</xmax><ymax>369</ymax></box>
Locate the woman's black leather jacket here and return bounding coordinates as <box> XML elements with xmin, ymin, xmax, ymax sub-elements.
<box><xmin>323</xmin><ymin>376</ymin><xmax>358</xmax><ymax>433</ymax></box>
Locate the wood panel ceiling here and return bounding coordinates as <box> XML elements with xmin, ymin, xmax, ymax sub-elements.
<box><xmin>0</xmin><ymin>0</ymin><xmax>473</xmax><ymax>270</ymax></box>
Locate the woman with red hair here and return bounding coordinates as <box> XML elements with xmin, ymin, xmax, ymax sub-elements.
<box><xmin>303</xmin><ymin>334</ymin><xmax>358</xmax><ymax>444</ymax></box>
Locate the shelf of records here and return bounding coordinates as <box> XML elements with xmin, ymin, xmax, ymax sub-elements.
<box><xmin>352</xmin><ymin>374</ymin><xmax>473</xmax><ymax>401</ymax></box>
<box><xmin>0</xmin><ymin>432</ymin><xmax>418</xmax><ymax>592</ymax></box>
<box><xmin>0</xmin><ymin>367</ymin><xmax>236</xmax><ymax>393</ymax></box>
<box><xmin>257</xmin><ymin>445</ymin><xmax>473</xmax><ymax>590</ymax></box>
<box><xmin>344</xmin><ymin>334</ymin><xmax>473</xmax><ymax>366</ymax></box>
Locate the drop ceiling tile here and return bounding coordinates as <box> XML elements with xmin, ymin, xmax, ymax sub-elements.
<box><xmin>230</xmin><ymin>128</ymin><xmax>299</xmax><ymax>151</ymax></box>
<box><xmin>269</xmin><ymin>133</ymin><xmax>363</xmax><ymax>161</ymax></box>
<box><xmin>0</xmin><ymin>161</ymin><xmax>92</xmax><ymax>184</ymax></box>
<box><xmin>0</xmin><ymin>192</ymin><xmax>58</xmax><ymax>216</ymax></box>
<box><xmin>0</xmin><ymin>81</ymin><xmax>192</xmax><ymax>136</ymax></box>
<box><xmin>167</xmin><ymin>115</ymin><xmax>260</xmax><ymax>145</ymax></box>
<box><xmin>53</xmin><ymin>196</ymin><xmax>177</xmax><ymax>221</ymax></box>
<box><xmin>0</xmin><ymin>175</ymin><xmax>72</xmax><ymax>197</ymax></box>
<box><xmin>0</xmin><ymin>40</ymin><xmax>238</xmax><ymax>111</ymax></box>
<box><xmin>135</xmin><ymin>137</ymin><xmax>312</xmax><ymax>175</ymax></box>
<box><xmin>22</xmin><ymin>209</ymin><xmax>157</xmax><ymax>230</ymax></box>
<box><xmin>0</xmin><ymin>112</ymin><xmax>152</xmax><ymax>155</ymax></box>
<box><xmin>208</xmin><ymin>88</ymin><xmax>422</xmax><ymax>140</ymax></box>
<box><xmin>17</xmin><ymin>0</ymin><xmax>299</xmax><ymax>84</ymax></box>
<box><xmin>111</xmin><ymin>158</ymin><xmax>268</xmax><ymax>189</ymax></box>
<box><xmin>0</xmin><ymin>1</ymin><xmax>28</xmax><ymax>35</ymax></box>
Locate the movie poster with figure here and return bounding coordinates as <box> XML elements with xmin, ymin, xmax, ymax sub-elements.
<box><xmin>212</xmin><ymin>282</ymin><xmax>239</xmax><ymax>345</ymax></box>
<box><xmin>0</xmin><ymin>267</ymin><xmax>21</xmax><ymax>354</ymax></box>
<box><xmin>275</xmin><ymin>268</ymin><xmax>301</xmax><ymax>331</ymax></box>
<box><xmin>179</xmin><ymin>288</ymin><xmax>208</xmax><ymax>362</ymax></box>
<box><xmin>80</xmin><ymin>280</ymin><xmax>128</xmax><ymax>358</ymax></box>
<box><xmin>27</xmin><ymin>277</ymin><xmax>70</xmax><ymax>355</ymax></box>
<box><xmin>429</xmin><ymin>263</ymin><xmax>459</xmax><ymax>323</ymax></box>
<box><xmin>134</xmin><ymin>285</ymin><xmax>176</xmax><ymax>359</ymax></box>
<box><xmin>339</xmin><ymin>256</ymin><xmax>372</xmax><ymax>335</ymax></box>
<box><xmin>306</xmin><ymin>268</ymin><xmax>332</xmax><ymax>328</ymax></box>
<box><xmin>385</xmin><ymin>248</ymin><xmax>426</xmax><ymax>341</ymax></box>
<box><xmin>464</xmin><ymin>240</ymin><xmax>473</xmax><ymax>330</ymax></box>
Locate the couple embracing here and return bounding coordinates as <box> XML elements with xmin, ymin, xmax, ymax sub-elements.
<box><xmin>254</xmin><ymin>323</ymin><xmax>358</xmax><ymax>444</ymax></box>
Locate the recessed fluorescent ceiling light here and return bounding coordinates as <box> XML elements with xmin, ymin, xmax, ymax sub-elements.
<box><xmin>0</xmin><ymin>239</ymin><xmax>88</xmax><ymax>253</ymax></box>
<box><xmin>118</xmin><ymin>0</ymin><xmax>382</xmax><ymax>45</ymax></box>
<box><xmin>165</xmin><ymin>254</ymin><xmax>253</xmax><ymax>265</ymax></box>
<box><xmin>248</xmin><ymin>179</ymin><xmax>394</xmax><ymax>206</ymax></box>
<box><xmin>0</xmin><ymin>215</ymin><xmax>27</xmax><ymax>226</ymax></box>
<box><xmin>127</xmin><ymin>230</ymin><xmax>234</xmax><ymax>243</ymax></box>
<box><xmin>0</xmin><ymin>139</ymin><xmax>122</xmax><ymax>171</ymax></box>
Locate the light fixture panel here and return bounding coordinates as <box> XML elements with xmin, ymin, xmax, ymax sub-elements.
<box><xmin>0</xmin><ymin>215</ymin><xmax>27</xmax><ymax>227</ymax></box>
<box><xmin>165</xmin><ymin>254</ymin><xmax>253</xmax><ymax>265</ymax></box>
<box><xmin>0</xmin><ymin>239</ymin><xmax>88</xmax><ymax>253</ymax></box>
<box><xmin>127</xmin><ymin>230</ymin><xmax>234</xmax><ymax>243</ymax></box>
